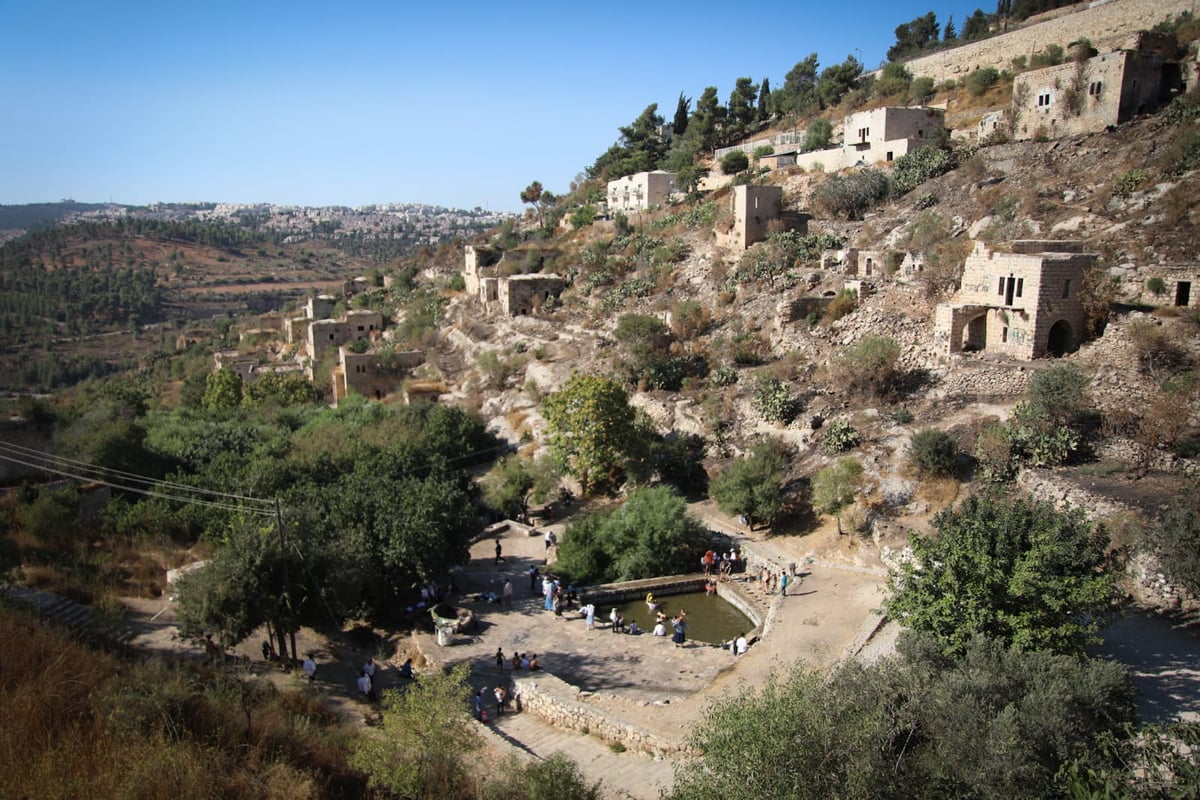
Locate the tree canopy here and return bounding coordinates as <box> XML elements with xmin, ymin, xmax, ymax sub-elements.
<box><xmin>669</xmin><ymin>632</ymin><xmax>1135</xmax><ymax>800</ymax></box>
<box><xmin>887</xmin><ymin>491</ymin><xmax>1120</xmax><ymax>655</ymax></box>
<box><xmin>710</xmin><ymin>438</ymin><xmax>785</xmax><ymax>529</ymax></box>
<box><xmin>542</xmin><ymin>374</ymin><xmax>638</xmax><ymax>496</ymax></box>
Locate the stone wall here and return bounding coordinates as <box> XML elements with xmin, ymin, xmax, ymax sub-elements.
<box><xmin>900</xmin><ymin>0</ymin><xmax>1198</xmax><ymax>85</ymax></box>
<box><xmin>512</xmin><ymin>671</ymin><xmax>686</xmax><ymax>756</ymax></box>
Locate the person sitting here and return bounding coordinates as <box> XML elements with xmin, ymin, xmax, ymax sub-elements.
<box><xmin>398</xmin><ymin>657</ymin><xmax>415</xmax><ymax>680</ymax></box>
<box><xmin>735</xmin><ymin>636</ymin><xmax>749</xmax><ymax>655</ymax></box>
<box><xmin>519</xmin><ymin>653</ymin><xmax>531</xmax><ymax>670</ymax></box>
<box><xmin>528</xmin><ymin>654</ymin><xmax>541</xmax><ymax>671</ymax></box>
<box><xmin>511</xmin><ymin>653</ymin><xmax>522</xmax><ymax>671</ymax></box>
<box><xmin>627</xmin><ymin>620</ymin><xmax>641</xmax><ymax>635</ymax></box>
<box><xmin>653</xmin><ymin>621</ymin><xmax>667</xmax><ymax>636</ymax></box>
<box><xmin>302</xmin><ymin>655</ymin><xmax>317</xmax><ymax>680</ymax></box>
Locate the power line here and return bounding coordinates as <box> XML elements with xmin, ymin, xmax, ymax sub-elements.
<box><xmin>0</xmin><ymin>447</ymin><xmax>274</xmax><ymax>516</ymax></box>
<box><xmin>0</xmin><ymin>440</ymin><xmax>273</xmax><ymax>505</ymax></box>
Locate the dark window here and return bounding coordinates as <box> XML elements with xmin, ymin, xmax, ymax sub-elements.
<box><xmin>998</xmin><ymin>278</ymin><xmax>1005</xmax><ymax>295</ymax></box>
<box><xmin>1002</xmin><ymin>326</ymin><xmax>1008</xmax><ymax>343</ymax></box>
<box><xmin>1062</xmin><ymin>279</ymin><xmax>1071</xmax><ymax>299</ymax></box>
<box><xmin>1016</xmin><ymin>278</ymin><xmax>1024</xmax><ymax>298</ymax></box>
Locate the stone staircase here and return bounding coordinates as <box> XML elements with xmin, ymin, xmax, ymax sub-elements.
<box><xmin>3</xmin><ymin>586</ymin><xmax>136</xmax><ymax>646</ymax></box>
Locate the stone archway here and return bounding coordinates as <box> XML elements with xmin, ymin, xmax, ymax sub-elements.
<box><xmin>1046</xmin><ymin>319</ymin><xmax>1074</xmax><ymax>357</ymax></box>
<box><xmin>963</xmin><ymin>314</ymin><xmax>988</xmax><ymax>351</ymax></box>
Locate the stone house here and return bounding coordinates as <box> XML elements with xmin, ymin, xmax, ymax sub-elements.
<box><xmin>934</xmin><ymin>240</ymin><xmax>1095</xmax><ymax>359</ymax></box>
<box><xmin>606</xmin><ymin>171</ymin><xmax>676</xmax><ymax>213</ymax></box>
<box><xmin>331</xmin><ymin>345</ymin><xmax>424</xmax><ymax>405</ymax></box>
<box><xmin>494</xmin><ymin>274</ymin><xmax>568</xmax><ymax>316</ymax></box>
<box><xmin>1011</xmin><ymin>32</ymin><xmax>1189</xmax><ymax>140</ymax></box>
<box><xmin>842</xmin><ymin>106</ymin><xmax>946</xmax><ymax>165</ymax></box>
<box><xmin>306</xmin><ymin>309</ymin><xmax>383</xmax><ymax>361</ymax></box>
<box><xmin>716</xmin><ymin>185</ymin><xmax>811</xmax><ymax>252</ymax></box>
<box><xmin>791</xmin><ymin>106</ymin><xmax>945</xmax><ymax>172</ymax></box>
<box><xmin>1140</xmin><ymin>267</ymin><xmax>1200</xmax><ymax>308</ymax></box>
<box><xmin>285</xmin><ymin>293</ymin><xmax>337</xmax><ymax>345</ymax></box>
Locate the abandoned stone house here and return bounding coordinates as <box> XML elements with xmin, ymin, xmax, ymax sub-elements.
<box><xmin>789</xmin><ymin>106</ymin><xmax>945</xmax><ymax>172</ymax></box>
<box><xmin>934</xmin><ymin>240</ymin><xmax>1095</xmax><ymax>359</ymax></box>
<box><xmin>462</xmin><ymin>245</ymin><xmax>567</xmax><ymax>317</ymax></box>
<box><xmin>284</xmin><ymin>294</ymin><xmax>337</xmax><ymax>345</ymax></box>
<box><xmin>331</xmin><ymin>345</ymin><xmax>424</xmax><ymax>406</ymax></box>
<box><xmin>716</xmin><ymin>185</ymin><xmax>811</xmax><ymax>251</ymax></box>
<box><xmin>1141</xmin><ymin>267</ymin><xmax>1200</xmax><ymax>308</ymax></box>
<box><xmin>606</xmin><ymin>170</ymin><xmax>676</xmax><ymax>213</ymax></box>
<box><xmin>306</xmin><ymin>309</ymin><xmax>383</xmax><ymax>361</ymax></box>
<box><xmin>1011</xmin><ymin>32</ymin><xmax>1191</xmax><ymax>140</ymax></box>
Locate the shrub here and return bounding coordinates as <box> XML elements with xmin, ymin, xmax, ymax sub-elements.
<box><xmin>811</xmin><ymin>169</ymin><xmax>891</xmax><ymax>220</ymax></box>
<box><xmin>752</xmin><ymin>145</ymin><xmax>775</xmax><ymax>159</ymax></box>
<box><xmin>963</xmin><ymin>67</ymin><xmax>1001</xmax><ymax>96</ymax></box>
<box><xmin>1111</xmin><ymin>169</ymin><xmax>1148</xmax><ymax>198</ymax></box>
<box><xmin>570</xmin><ymin>205</ymin><xmax>597</xmax><ymax>228</ymax></box>
<box><xmin>907</xmin><ymin>428</ymin><xmax>958</xmax><ymax>476</ymax></box>
<box><xmin>803</xmin><ymin>118</ymin><xmax>833</xmax><ymax>151</ymax></box>
<box><xmin>891</xmin><ymin>408</ymin><xmax>914</xmax><ymax>424</ymax></box>
<box><xmin>909</xmin><ymin>76</ymin><xmax>935</xmax><ymax>104</ymax></box>
<box><xmin>1146</xmin><ymin>276</ymin><xmax>1168</xmax><ymax>297</ymax></box>
<box><xmin>709</xmin><ymin>366</ymin><xmax>738</xmax><ymax>387</ymax></box>
<box><xmin>974</xmin><ymin>422</ymin><xmax>1017</xmax><ymax>482</ymax></box>
<box><xmin>892</xmin><ymin>147</ymin><xmax>956</xmax><ymax>196</ymax></box>
<box><xmin>753</xmin><ymin>375</ymin><xmax>799</xmax><ymax>424</ymax></box>
<box><xmin>833</xmin><ymin>336</ymin><xmax>902</xmax><ymax>399</ymax></box>
<box><xmin>1030</xmin><ymin>44</ymin><xmax>1064</xmax><ymax>68</ymax></box>
<box><xmin>823</xmin><ymin>288</ymin><xmax>858</xmax><ymax>322</ymax></box>
<box><xmin>821</xmin><ymin>419</ymin><xmax>862</xmax><ymax>454</ymax></box>
<box><xmin>720</xmin><ymin>150</ymin><xmax>750</xmax><ymax>175</ymax></box>
<box><xmin>914</xmin><ymin>191</ymin><xmax>938</xmax><ymax>209</ymax></box>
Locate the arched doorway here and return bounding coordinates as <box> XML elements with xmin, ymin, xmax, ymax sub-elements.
<box><xmin>1046</xmin><ymin>319</ymin><xmax>1074</xmax><ymax>356</ymax></box>
<box><xmin>963</xmin><ymin>314</ymin><xmax>988</xmax><ymax>351</ymax></box>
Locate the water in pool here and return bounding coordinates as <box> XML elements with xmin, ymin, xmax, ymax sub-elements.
<box><xmin>609</xmin><ymin>590</ymin><xmax>752</xmax><ymax>644</ymax></box>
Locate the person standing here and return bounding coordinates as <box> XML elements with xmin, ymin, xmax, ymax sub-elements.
<box><xmin>494</xmin><ymin>685</ymin><xmax>507</xmax><ymax>715</ymax></box>
<box><xmin>529</xmin><ymin>565</ymin><xmax>539</xmax><ymax>595</ymax></box>
<box><xmin>780</xmin><ymin>572</ymin><xmax>790</xmax><ymax>597</ymax></box>
<box><xmin>303</xmin><ymin>654</ymin><xmax>317</xmax><ymax>681</ymax></box>
<box><xmin>473</xmin><ymin>688</ymin><xmax>486</xmax><ymax>720</ymax></box>
<box><xmin>496</xmin><ymin>648</ymin><xmax>505</xmax><ymax>672</ymax></box>
<box><xmin>494</xmin><ymin>538</ymin><xmax>504</xmax><ymax>564</ymax></box>
<box><xmin>672</xmin><ymin>617</ymin><xmax>688</xmax><ymax>648</ymax></box>
<box><xmin>584</xmin><ymin>603</ymin><xmax>596</xmax><ymax>630</ymax></box>
<box><xmin>357</xmin><ymin>671</ymin><xmax>373</xmax><ymax>701</ymax></box>
<box><xmin>502</xmin><ymin>580</ymin><xmax>513</xmax><ymax>609</ymax></box>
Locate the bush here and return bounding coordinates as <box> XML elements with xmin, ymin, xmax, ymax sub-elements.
<box><xmin>907</xmin><ymin>428</ymin><xmax>958</xmax><ymax>476</ymax></box>
<box><xmin>811</xmin><ymin>169</ymin><xmax>891</xmax><ymax>220</ymax></box>
<box><xmin>822</xmin><ymin>288</ymin><xmax>858</xmax><ymax>322</ymax></box>
<box><xmin>752</xmin><ymin>145</ymin><xmax>775</xmax><ymax>159</ymax></box>
<box><xmin>821</xmin><ymin>420</ymin><xmax>862</xmax><ymax>454</ymax></box>
<box><xmin>569</xmin><ymin>205</ymin><xmax>597</xmax><ymax>228</ymax></box>
<box><xmin>833</xmin><ymin>336</ymin><xmax>902</xmax><ymax>399</ymax></box>
<box><xmin>963</xmin><ymin>67</ymin><xmax>1001</xmax><ymax>97</ymax></box>
<box><xmin>753</xmin><ymin>375</ymin><xmax>799</xmax><ymax>424</ymax></box>
<box><xmin>892</xmin><ymin>147</ymin><xmax>956</xmax><ymax>196</ymax></box>
<box><xmin>720</xmin><ymin>150</ymin><xmax>750</xmax><ymax>175</ymax></box>
<box><xmin>803</xmin><ymin>119</ymin><xmax>833</xmax><ymax>151</ymax></box>
<box><xmin>1111</xmin><ymin>169</ymin><xmax>1148</xmax><ymax>199</ymax></box>
<box><xmin>1146</xmin><ymin>276</ymin><xmax>1168</xmax><ymax>297</ymax></box>
<box><xmin>1030</xmin><ymin>44</ymin><xmax>1064</xmax><ymax>68</ymax></box>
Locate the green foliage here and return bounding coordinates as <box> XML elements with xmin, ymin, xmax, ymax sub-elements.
<box><xmin>888</xmin><ymin>11</ymin><xmax>940</xmax><ymax>61</ymax></box>
<box><xmin>1165</xmin><ymin>126</ymin><xmax>1200</xmax><ymax>177</ymax></box>
<box><xmin>907</xmin><ymin>428</ymin><xmax>958</xmax><ymax>477</ymax></box>
<box><xmin>353</xmin><ymin>663</ymin><xmax>481</xmax><ymax>799</ymax></box>
<box><xmin>811</xmin><ymin>457</ymin><xmax>863</xmax><ymax>534</ymax></box>
<box><xmin>482</xmin><ymin>753</ymin><xmax>603</xmax><ymax>800</ymax></box>
<box><xmin>588</xmin><ymin>104</ymin><xmax>668</xmax><ymax>180</ymax></box>
<box><xmin>1030</xmin><ymin>43</ymin><xmax>1064</xmax><ymax>68</ymax></box>
<box><xmin>820</xmin><ymin>419</ymin><xmax>861</xmax><ymax>454</ymax></box>
<box><xmin>1163</xmin><ymin>88</ymin><xmax>1200</xmax><ymax>125</ymax></box>
<box><xmin>817</xmin><ymin>55</ymin><xmax>863</xmax><ymax>109</ymax></box>
<box><xmin>775</xmin><ymin>54</ymin><xmax>820</xmax><ymax>117</ymax></box>
<box><xmin>909</xmin><ymin>76</ymin><xmax>935</xmax><ymax>104</ymax></box>
<box><xmin>555</xmin><ymin>486</ymin><xmax>710</xmax><ymax>584</ymax></box>
<box><xmin>892</xmin><ymin>146</ymin><xmax>956</xmax><ymax>196</ymax></box>
<box><xmin>1145</xmin><ymin>275</ymin><xmax>1168</xmax><ymax>296</ymax></box>
<box><xmin>874</xmin><ymin>62</ymin><xmax>912</xmax><ymax>98</ymax></box>
<box><xmin>963</xmin><ymin>66</ymin><xmax>1001</xmax><ymax>96</ymax></box>
<box><xmin>481</xmin><ymin>454</ymin><xmax>560</xmax><ymax>521</ymax></box>
<box><xmin>542</xmin><ymin>374</ymin><xmax>638</xmax><ymax>495</ymax></box>
<box><xmin>719</xmin><ymin>150</ymin><xmax>750</xmax><ymax>175</ymax></box>
<box><xmin>1146</xmin><ymin>500</ymin><xmax>1200</xmax><ymax>598</ymax></box>
<box><xmin>202</xmin><ymin>367</ymin><xmax>243</xmax><ymax>411</ymax></box>
<box><xmin>887</xmin><ymin>492</ymin><xmax>1120</xmax><ymax>655</ymax></box>
<box><xmin>811</xmin><ymin>169</ymin><xmax>891</xmax><ymax>220</ymax></box>
<box><xmin>733</xmin><ymin>230</ymin><xmax>844</xmax><ymax>287</ymax></box>
<box><xmin>670</xmin><ymin>633</ymin><xmax>1135</xmax><ymax>800</ymax></box>
<box><xmin>802</xmin><ymin>118</ymin><xmax>833</xmax><ymax>151</ymax></box>
<box><xmin>710</xmin><ymin>438</ymin><xmax>786</xmax><ymax>529</ymax></box>
<box><xmin>822</xmin><ymin>287</ymin><xmax>858</xmax><ymax>322</ymax></box>
<box><xmin>709</xmin><ymin>365</ymin><xmax>737</xmax><ymax>386</ymax></box>
<box><xmin>242</xmin><ymin>372</ymin><xmax>316</xmax><ymax>409</ymax></box>
<box><xmin>752</xmin><ymin>145</ymin><xmax>775</xmax><ymax>159</ymax></box>
<box><xmin>752</xmin><ymin>375</ymin><xmax>799</xmax><ymax>424</ymax></box>
<box><xmin>973</xmin><ymin>422</ymin><xmax>1017</xmax><ymax>483</ymax></box>
<box><xmin>833</xmin><ymin>335</ymin><xmax>902</xmax><ymax>399</ymax></box>
<box><xmin>1112</xmin><ymin>168</ymin><xmax>1148</xmax><ymax>198</ymax></box>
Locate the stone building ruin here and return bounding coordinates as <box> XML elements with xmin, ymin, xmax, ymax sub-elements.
<box><xmin>934</xmin><ymin>240</ymin><xmax>1095</xmax><ymax>359</ymax></box>
<box><xmin>462</xmin><ymin>245</ymin><xmax>567</xmax><ymax>317</ymax></box>
<box><xmin>1012</xmin><ymin>31</ymin><xmax>1192</xmax><ymax>141</ymax></box>
<box><xmin>717</xmin><ymin>185</ymin><xmax>810</xmax><ymax>251</ymax></box>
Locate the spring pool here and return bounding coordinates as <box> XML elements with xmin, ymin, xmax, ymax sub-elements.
<box><xmin>609</xmin><ymin>589</ymin><xmax>753</xmax><ymax>644</ymax></box>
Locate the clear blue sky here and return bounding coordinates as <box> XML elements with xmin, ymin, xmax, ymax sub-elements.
<box><xmin>0</xmin><ymin>0</ymin><xmax>993</xmax><ymax>212</ymax></box>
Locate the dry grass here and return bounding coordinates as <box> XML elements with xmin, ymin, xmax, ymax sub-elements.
<box><xmin>916</xmin><ymin>476</ymin><xmax>961</xmax><ymax>508</ymax></box>
<box><xmin>0</xmin><ymin>605</ymin><xmax>370</xmax><ymax>799</ymax></box>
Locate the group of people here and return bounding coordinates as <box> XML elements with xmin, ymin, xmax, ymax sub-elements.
<box><xmin>704</xmin><ymin>548</ymin><xmax>743</xmax><ymax>580</ymax></box>
<box><xmin>496</xmin><ymin>647</ymin><xmax>541</xmax><ymax>672</ymax></box>
<box><xmin>474</xmin><ymin>682</ymin><xmax>520</xmax><ymax>720</ymax></box>
<box><xmin>756</xmin><ymin>564</ymin><xmax>793</xmax><ymax>596</ymax></box>
<box><xmin>540</xmin><ymin>573</ymin><xmax>578</xmax><ymax>617</ymax></box>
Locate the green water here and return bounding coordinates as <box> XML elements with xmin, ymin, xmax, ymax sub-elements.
<box><xmin>609</xmin><ymin>590</ymin><xmax>752</xmax><ymax>644</ymax></box>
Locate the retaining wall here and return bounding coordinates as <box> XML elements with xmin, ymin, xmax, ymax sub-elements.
<box><xmin>900</xmin><ymin>0</ymin><xmax>1198</xmax><ymax>85</ymax></box>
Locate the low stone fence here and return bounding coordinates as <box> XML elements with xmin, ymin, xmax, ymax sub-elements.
<box><xmin>512</xmin><ymin>671</ymin><xmax>687</xmax><ymax>756</ymax></box>
<box><xmin>581</xmin><ymin>575</ymin><xmax>706</xmax><ymax>607</ymax></box>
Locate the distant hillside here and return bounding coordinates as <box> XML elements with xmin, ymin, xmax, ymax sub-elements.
<box><xmin>0</xmin><ymin>202</ymin><xmax>115</xmax><ymax>234</ymax></box>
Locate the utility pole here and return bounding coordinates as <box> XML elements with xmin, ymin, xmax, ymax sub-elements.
<box><xmin>276</xmin><ymin>498</ymin><xmax>296</xmax><ymax>665</ymax></box>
